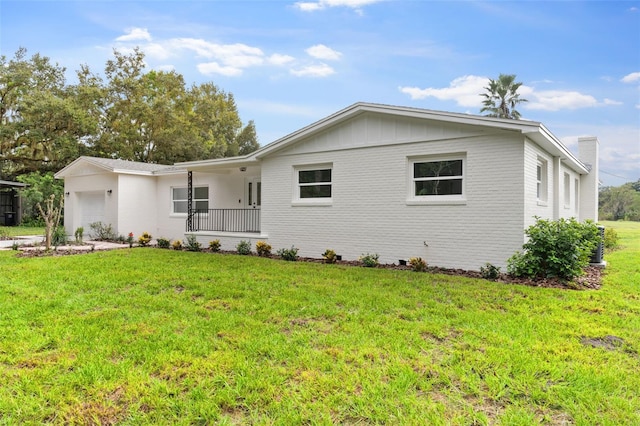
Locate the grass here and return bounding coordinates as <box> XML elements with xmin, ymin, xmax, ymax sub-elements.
<box><xmin>0</xmin><ymin>225</ymin><xmax>45</xmax><ymax>237</ymax></box>
<box><xmin>0</xmin><ymin>222</ymin><xmax>638</xmax><ymax>424</ymax></box>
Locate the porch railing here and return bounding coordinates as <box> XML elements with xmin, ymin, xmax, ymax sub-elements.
<box><xmin>187</xmin><ymin>209</ymin><xmax>260</xmax><ymax>233</ymax></box>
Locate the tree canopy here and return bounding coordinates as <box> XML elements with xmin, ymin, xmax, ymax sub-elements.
<box><xmin>480</xmin><ymin>74</ymin><xmax>528</xmax><ymax>119</ymax></box>
<box><xmin>599</xmin><ymin>180</ymin><xmax>640</xmax><ymax>221</ymax></box>
<box><xmin>0</xmin><ymin>47</ymin><xmax>259</xmax><ymax>179</ymax></box>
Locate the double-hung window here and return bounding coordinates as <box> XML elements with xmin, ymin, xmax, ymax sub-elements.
<box><xmin>294</xmin><ymin>165</ymin><xmax>332</xmax><ymax>204</ymax></box>
<box><xmin>536</xmin><ymin>158</ymin><xmax>548</xmax><ymax>204</ymax></box>
<box><xmin>409</xmin><ymin>156</ymin><xmax>465</xmax><ymax>202</ymax></box>
<box><xmin>172</xmin><ymin>186</ymin><xmax>209</xmax><ymax>214</ymax></box>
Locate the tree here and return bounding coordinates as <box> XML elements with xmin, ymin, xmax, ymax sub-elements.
<box><xmin>16</xmin><ymin>171</ymin><xmax>64</xmax><ymax>225</ymax></box>
<box><xmin>237</xmin><ymin>120</ymin><xmax>260</xmax><ymax>156</ymax></box>
<box><xmin>480</xmin><ymin>74</ymin><xmax>528</xmax><ymax>119</ymax></box>
<box><xmin>599</xmin><ymin>183</ymin><xmax>640</xmax><ymax>221</ymax></box>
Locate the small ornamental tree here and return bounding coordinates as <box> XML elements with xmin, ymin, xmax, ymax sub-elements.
<box><xmin>36</xmin><ymin>194</ymin><xmax>64</xmax><ymax>251</ymax></box>
<box><xmin>507</xmin><ymin>217</ymin><xmax>600</xmax><ymax>281</ymax></box>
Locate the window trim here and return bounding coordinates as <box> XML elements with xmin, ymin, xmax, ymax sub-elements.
<box><xmin>563</xmin><ymin>172</ymin><xmax>571</xmax><ymax>209</ymax></box>
<box><xmin>407</xmin><ymin>154</ymin><xmax>466</xmax><ymax>205</ymax></box>
<box><xmin>292</xmin><ymin>163</ymin><xmax>333</xmax><ymax>206</ymax></box>
<box><xmin>171</xmin><ymin>185</ymin><xmax>209</xmax><ymax>215</ymax></box>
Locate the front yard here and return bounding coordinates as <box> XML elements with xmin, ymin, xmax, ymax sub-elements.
<box><xmin>0</xmin><ymin>222</ymin><xmax>638</xmax><ymax>424</ymax></box>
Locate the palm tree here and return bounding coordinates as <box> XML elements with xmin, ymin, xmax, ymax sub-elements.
<box><xmin>480</xmin><ymin>74</ymin><xmax>528</xmax><ymax>119</ymax></box>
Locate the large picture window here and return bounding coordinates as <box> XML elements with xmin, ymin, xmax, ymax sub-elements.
<box><xmin>172</xmin><ymin>186</ymin><xmax>208</xmax><ymax>214</ymax></box>
<box><xmin>411</xmin><ymin>158</ymin><xmax>464</xmax><ymax>198</ymax></box>
<box><xmin>297</xmin><ymin>167</ymin><xmax>332</xmax><ymax>199</ymax></box>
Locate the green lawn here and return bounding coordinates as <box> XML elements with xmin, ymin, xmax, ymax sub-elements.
<box><xmin>0</xmin><ymin>223</ymin><xmax>638</xmax><ymax>425</ymax></box>
<box><xmin>0</xmin><ymin>225</ymin><xmax>45</xmax><ymax>237</ymax></box>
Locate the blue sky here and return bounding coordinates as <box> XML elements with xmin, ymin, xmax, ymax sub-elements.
<box><xmin>1</xmin><ymin>0</ymin><xmax>639</xmax><ymax>186</ymax></box>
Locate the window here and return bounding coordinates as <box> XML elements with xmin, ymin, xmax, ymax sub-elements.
<box><xmin>295</xmin><ymin>166</ymin><xmax>332</xmax><ymax>200</ymax></box>
<box><xmin>564</xmin><ymin>173</ymin><xmax>571</xmax><ymax>208</ymax></box>
<box><xmin>172</xmin><ymin>186</ymin><xmax>208</xmax><ymax>214</ymax></box>
<box><xmin>574</xmin><ymin>178</ymin><xmax>580</xmax><ymax>212</ymax></box>
<box><xmin>536</xmin><ymin>159</ymin><xmax>548</xmax><ymax>203</ymax></box>
<box><xmin>411</xmin><ymin>157</ymin><xmax>464</xmax><ymax>199</ymax></box>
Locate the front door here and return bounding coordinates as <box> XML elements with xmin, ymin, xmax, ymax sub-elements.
<box><xmin>247</xmin><ymin>178</ymin><xmax>261</xmax><ymax>210</ymax></box>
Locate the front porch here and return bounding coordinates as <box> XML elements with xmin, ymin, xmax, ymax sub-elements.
<box><xmin>187</xmin><ymin>208</ymin><xmax>260</xmax><ymax>233</ymax></box>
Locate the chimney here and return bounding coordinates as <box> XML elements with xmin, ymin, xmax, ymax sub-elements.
<box><xmin>578</xmin><ymin>136</ymin><xmax>599</xmax><ymax>221</ymax></box>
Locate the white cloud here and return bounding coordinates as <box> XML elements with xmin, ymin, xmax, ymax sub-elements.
<box><xmin>399</xmin><ymin>75</ymin><xmax>488</xmax><ymax>107</ymax></box>
<box><xmin>290</xmin><ymin>63</ymin><xmax>335</xmax><ymax>77</ymax></box>
<box><xmin>268</xmin><ymin>53</ymin><xmax>295</xmax><ymax>66</ymax></box>
<box><xmin>306</xmin><ymin>44</ymin><xmax>342</xmax><ymax>61</ymax></box>
<box><xmin>526</xmin><ymin>90</ymin><xmax>598</xmax><ymax>111</ymax></box>
<box><xmin>400</xmin><ymin>75</ymin><xmax>621</xmax><ymax>111</ymax></box>
<box><xmin>197</xmin><ymin>62</ymin><xmax>243</xmax><ymax>77</ymax></box>
<box><xmin>294</xmin><ymin>0</ymin><xmax>382</xmax><ymax>13</ymax></box>
<box><xmin>621</xmin><ymin>72</ymin><xmax>640</xmax><ymax>83</ymax></box>
<box><xmin>155</xmin><ymin>64</ymin><xmax>175</xmax><ymax>72</ymax></box>
<box><xmin>116</xmin><ymin>27</ymin><xmax>152</xmax><ymax>42</ymax></box>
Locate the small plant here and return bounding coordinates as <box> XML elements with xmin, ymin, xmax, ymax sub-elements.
<box><xmin>138</xmin><ymin>232</ymin><xmax>152</xmax><ymax>247</ymax></box>
<box><xmin>236</xmin><ymin>240</ymin><xmax>252</xmax><ymax>255</ymax></box>
<box><xmin>157</xmin><ymin>237</ymin><xmax>171</xmax><ymax>249</ymax></box>
<box><xmin>74</xmin><ymin>227</ymin><xmax>84</xmax><ymax>244</ymax></box>
<box><xmin>408</xmin><ymin>257</ymin><xmax>427</xmax><ymax>272</ymax></box>
<box><xmin>127</xmin><ymin>232</ymin><xmax>134</xmax><ymax>248</ymax></box>
<box><xmin>255</xmin><ymin>240</ymin><xmax>272</xmax><ymax>257</ymax></box>
<box><xmin>0</xmin><ymin>229</ymin><xmax>10</xmax><ymax>239</ymax></box>
<box><xmin>52</xmin><ymin>226</ymin><xmax>67</xmax><ymax>247</ymax></box>
<box><xmin>172</xmin><ymin>239</ymin><xmax>183</xmax><ymax>250</ymax></box>
<box><xmin>322</xmin><ymin>249</ymin><xmax>338</xmax><ymax>264</ymax></box>
<box><xmin>604</xmin><ymin>227</ymin><xmax>619</xmax><ymax>250</ymax></box>
<box><xmin>185</xmin><ymin>234</ymin><xmax>202</xmax><ymax>252</ymax></box>
<box><xmin>277</xmin><ymin>246</ymin><xmax>299</xmax><ymax>261</ymax></box>
<box><xmin>480</xmin><ymin>262</ymin><xmax>501</xmax><ymax>280</ymax></box>
<box><xmin>89</xmin><ymin>222</ymin><xmax>117</xmax><ymax>241</ymax></box>
<box><xmin>11</xmin><ymin>241</ymin><xmax>19</xmax><ymax>251</ymax></box>
<box><xmin>209</xmin><ymin>239</ymin><xmax>221</xmax><ymax>252</ymax></box>
<box><xmin>360</xmin><ymin>253</ymin><xmax>379</xmax><ymax>268</ymax></box>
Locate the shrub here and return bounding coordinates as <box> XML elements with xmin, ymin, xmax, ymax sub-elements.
<box><xmin>604</xmin><ymin>227</ymin><xmax>619</xmax><ymax>250</ymax></box>
<box><xmin>256</xmin><ymin>240</ymin><xmax>272</xmax><ymax>257</ymax></box>
<box><xmin>157</xmin><ymin>237</ymin><xmax>171</xmax><ymax>249</ymax></box>
<box><xmin>138</xmin><ymin>232</ymin><xmax>152</xmax><ymax>247</ymax></box>
<box><xmin>209</xmin><ymin>239</ymin><xmax>221</xmax><ymax>252</ymax></box>
<box><xmin>236</xmin><ymin>240</ymin><xmax>252</xmax><ymax>255</ymax></box>
<box><xmin>360</xmin><ymin>253</ymin><xmax>379</xmax><ymax>268</ymax></box>
<box><xmin>89</xmin><ymin>222</ymin><xmax>117</xmax><ymax>241</ymax></box>
<box><xmin>322</xmin><ymin>249</ymin><xmax>338</xmax><ymax>264</ymax></box>
<box><xmin>480</xmin><ymin>262</ymin><xmax>501</xmax><ymax>280</ymax></box>
<box><xmin>185</xmin><ymin>234</ymin><xmax>202</xmax><ymax>252</ymax></box>
<box><xmin>172</xmin><ymin>240</ymin><xmax>183</xmax><ymax>250</ymax></box>
<box><xmin>277</xmin><ymin>246</ymin><xmax>299</xmax><ymax>261</ymax></box>
<box><xmin>408</xmin><ymin>257</ymin><xmax>427</xmax><ymax>272</ymax></box>
<box><xmin>507</xmin><ymin>217</ymin><xmax>600</xmax><ymax>281</ymax></box>
<box><xmin>74</xmin><ymin>227</ymin><xmax>84</xmax><ymax>244</ymax></box>
<box><xmin>52</xmin><ymin>226</ymin><xmax>67</xmax><ymax>247</ymax></box>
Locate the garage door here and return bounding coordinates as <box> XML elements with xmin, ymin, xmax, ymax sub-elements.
<box><xmin>78</xmin><ymin>191</ymin><xmax>105</xmax><ymax>237</ymax></box>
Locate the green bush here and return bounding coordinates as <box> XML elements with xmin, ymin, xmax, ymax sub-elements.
<box><xmin>360</xmin><ymin>253</ymin><xmax>379</xmax><ymax>268</ymax></box>
<box><xmin>480</xmin><ymin>263</ymin><xmax>501</xmax><ymax>280</ymax></box>
<box><xmin>138</xmin><ymin>232</ymin><xmax>152</xmax><ymax>247</ymax></box>
<box><xmin>507</xmin><ymin>217</ymin><xmax>600</xmax><ymax>281</ymax></box>
<box><xmin>237</xmin><ymin>240</ymin><xmax>252</xmax><ymax>255</ymax></box>
<box><xmin>52</xmin><ymin>226</ymin><xmax>67</xmax><ymax>247</ymax></box>
<box><xmin>185</xmin><ymin>234</ymin><xmax>202</xmax><ymax>252</ymax></box>
<box><xmin>74</xmin><ymin>227</ymin><xmax>84</xmax><ymax>244</ymax></box>
<box><xmin>157</xmin><ymin>237</ymin><xmax>171</xmax><ymax>249</ymax></box>
<box><xmin>209</xmin><ymin>239</ymin><xmax>221</xmax><ymax>252</ymax></box>
<box><xmin>604</xmin><ymin>227</ymin><xmax>619</xmax><ymax>250</ymax></box>
<box><xmin>89</xmin><ymin>222</ymin><xmax>117</xmax><ymax>241</ymax></box>
<box><xmin>255</xmin><ymin>240</ymin><xmax>272</xmax><ymax>257</ymax></box>
<box><xmin>277</xmin><ymin>246</ymin><xmax>299</xmax><ymax>261</ymax></box>
<box><xmin>408</xmin><ymin>257</ymin><xmax>427</xmax><ymax>272</ymax></box>
<box><xmin>322</xmin><ymin>249</ymin><xmax>338</xmax><ymax>264</ymax></box>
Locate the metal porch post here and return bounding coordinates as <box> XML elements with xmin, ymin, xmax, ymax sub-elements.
<box><xmin>187</xmin><ymin>171</ymin><xmax>193</xmax><ymax>232</ymax></box>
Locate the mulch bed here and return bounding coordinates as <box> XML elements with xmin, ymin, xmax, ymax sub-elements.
<box><xmin>15</xmin><ymin>245</ymin><xmax>603</xmax><ymax>290</ymax></box>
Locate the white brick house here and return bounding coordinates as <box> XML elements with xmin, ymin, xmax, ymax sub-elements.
<box><xmin>56</xmin><ymin>102</ymin><xmax>599</xmax><ymax>270</ymax></box>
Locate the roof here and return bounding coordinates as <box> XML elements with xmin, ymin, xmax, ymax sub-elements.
<box><xmin>0</xmin><ymin>180</ymin><xmax>27</xmax><ymax>187</ymax></box>
<box><xmin>179</xmin><ymin>102</ymin><xmax>590</xmax><ymax>174</ymax></box>
<box><xmin>55</xmin><ymin>156</ymin><xmax>185</xmax><ymax>178</ymax></box>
